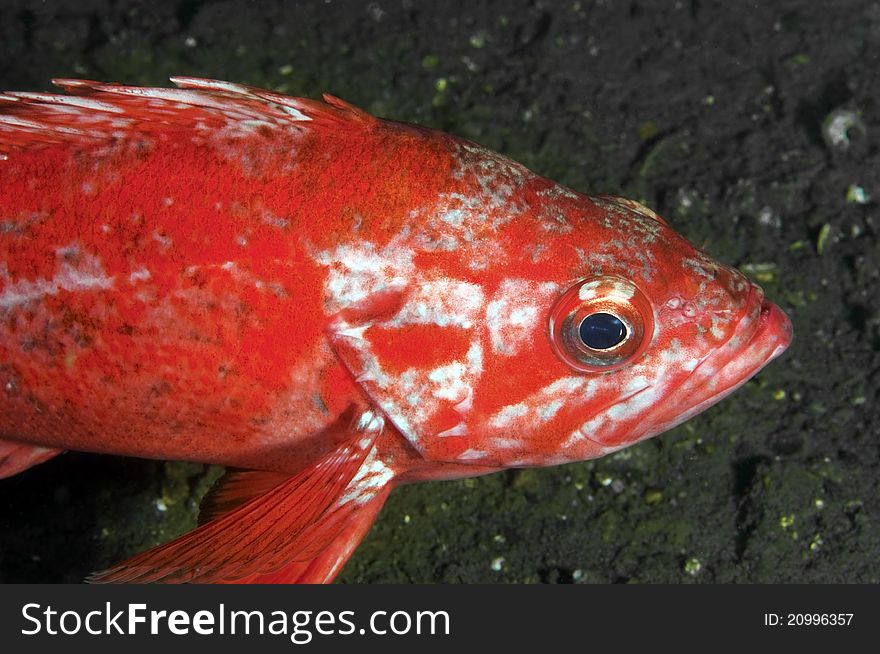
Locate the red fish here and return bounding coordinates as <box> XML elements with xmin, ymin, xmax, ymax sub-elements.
<box><xmin>0</xmin><ymin>78</ymin><xmax>792</xmax><ymax>583</ymax></box>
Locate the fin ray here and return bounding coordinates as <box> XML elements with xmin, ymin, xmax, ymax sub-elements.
<box><xmin>223</xmin><ymin>486</ymin><xmax>391</xmax><ymax>584</ymax></box>
<box><xmin>88</xmin><ymin>415</ymin><xmax>391</xmax><ymax>584</ymax></box>
<box><xmin>197</xmin><ymin>469</ymin><xmax>289</xmax><ymax>525</ymax></box>
<box><xmin>0</xmin><ymin>78</ymin><xmax>374</xmax><ymax>153</ymax></box>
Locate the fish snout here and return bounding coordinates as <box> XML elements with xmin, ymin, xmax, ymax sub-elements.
<box><xmin>754</xmin><ymin>296</ymin><xmax>793</xmax><ymax>357</ymax></box>
<box><xmin>706</xmin><ymin>284</ymin><xmax>792</xmax><ymax>391</ymax></box>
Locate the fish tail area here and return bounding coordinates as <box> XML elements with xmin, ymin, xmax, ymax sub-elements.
<box><xmin>0</xmin><ymin>439</ymin><xmax>63</xmax><ymax>479</ymax></box>
<box><xmin>87</xmin><ymin>423</ymin><xmax>393</xmax><ymax>584</ymax></box>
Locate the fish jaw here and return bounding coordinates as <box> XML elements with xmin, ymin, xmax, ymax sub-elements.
<box><xmin>656</xmin><ymin>295</ymin><xmax>792</xmax><ymax>428</ymax></box>
<box><xmin>580</xmin><ymin>286</ymin><xmax>793</xmax><ymax>454</ymax></box>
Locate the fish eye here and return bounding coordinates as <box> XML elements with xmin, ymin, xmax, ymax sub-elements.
<box><xmin>578</xmin><ymin>312</ymin><xmax>627</xmax><ymax>350</ymax></box>
<box><xmin>549</xmin><ymin>276</ymin><xmax>654</xmax><ymax>372</ymax></box>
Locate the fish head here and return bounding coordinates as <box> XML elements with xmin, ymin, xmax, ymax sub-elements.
<box><xmin>456</xmin><ymin>186</ymin><xmax>795</xmax><ymax>468</ymax></box>
<box><xmin>512</xmin><ymin>194</ymin><xmax>795</xmax><ymax>465</ymax></box>
<box><xmin>326</xmin><ymin>143</ymin><xmax>792</xmax><ymax>471</ymax></box>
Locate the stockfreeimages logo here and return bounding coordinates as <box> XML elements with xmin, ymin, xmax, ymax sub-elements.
<box><xmin>21</xmin><ymin>603</ymin><xmax>450</xmax><ymax>644</ymax></box>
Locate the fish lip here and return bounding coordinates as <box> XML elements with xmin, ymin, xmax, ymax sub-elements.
<box><xmin>697</xmin><ymin>284</ymin><xmax>791</xmax><ymax>376</ymax></box>
<box><xmin>737</xmin><ymin>291</ymin><xmax>792</xmax><ymax>359</ymax></box>
<box><xmin>750</xmin><ymin>298</ymin><xmax>793</xmax><ymax>352</ymax></box>
<box><xmin>676</xmin><ymin>291</ymin><xmax>792</xmax><ymax>413</ymax></box>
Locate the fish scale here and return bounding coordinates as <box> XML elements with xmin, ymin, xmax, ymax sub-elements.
<box><xmin>0</xmin><ymin>78</ymin><xmax>791</xmax><ymax>583</ymax></box>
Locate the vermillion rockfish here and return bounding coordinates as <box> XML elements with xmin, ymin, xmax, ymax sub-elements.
<box><xmin>0</xmin><ymin>78</ymin><xmax>792</xmax><ymax>583</ymax></box>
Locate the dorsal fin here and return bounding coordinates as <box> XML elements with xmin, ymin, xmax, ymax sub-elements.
<box><xmin>0</xmin><ymin>77</ymin><xmax>375</xmax><ymax>153</ymax></box>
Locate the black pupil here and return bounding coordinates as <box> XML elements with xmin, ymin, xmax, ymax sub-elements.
<box><xmin>579</xmin><ymin>313</ymin><xmax>627</xmax><ymax>350</ymax></box>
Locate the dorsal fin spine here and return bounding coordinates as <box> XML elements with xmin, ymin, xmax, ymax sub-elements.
<box><xmin>1</xmin><ymin>77</ymin><xmax>376</xmax><ymax>152</ymax></box>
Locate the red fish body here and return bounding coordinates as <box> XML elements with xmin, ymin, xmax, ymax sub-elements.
<box><xmin>0</xmin><ymin>79</ymin><xmax>792</xmax><ymax>583</ymax></box>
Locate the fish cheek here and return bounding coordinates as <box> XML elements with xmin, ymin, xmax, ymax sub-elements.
<box><xmin>476</xmin><ymin>357</ymin><xmax>566</xmax><ymax>416</ymax></box>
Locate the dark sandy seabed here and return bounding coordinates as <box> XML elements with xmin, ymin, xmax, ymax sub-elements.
<box><xmin>0</xmin><ymin>0</ymin><xmax>877</xmax><ymax>584</ymax></box>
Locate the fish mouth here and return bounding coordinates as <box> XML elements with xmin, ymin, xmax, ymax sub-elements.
<box><xmin>747</xmin><ymin>298</ymin><xmax>793</xmax><ymax>356</ymax></box>
<box><xmin>710</xmin><ymin>289</ymin><xmax>793</xmax><ymax>388</ymax></box>
<box><xmin>648</xmin><ymin>287</ymin><xmax>793</xmax><ymax>435</ymax></box>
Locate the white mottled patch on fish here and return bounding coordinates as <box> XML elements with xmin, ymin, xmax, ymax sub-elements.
<box><xmin>488</xmin><ymin>402</ymin><xmax>529</xmax><ymax>428</ymax></box>
<box><xmin>384</xmin><ymin>279</ymin><xmax>483</xmax><ymax>328</ymax></box>
<box><xmin>0</xmin><ymin>244</ymin><xmax>114</xmax><ymax>311</ymax></box>
<box><xmin>537</xmin><ymin>399</ymin><xmax>564</xmax><ymax>422</ymax></box>
<box><xmin>356</xmin><ymin>409</ymin><xmax>385</xmax><ymax>434</ymax></box>
<box><xmin>456</xmin><ymin>448</ymin><xmax>488</xmax><ymax>461</ymax></box>
<box><xmin>607</xmin><ymin>386</ymin><xmax>657</xmax><ymax>421</ymax></box>
<box><xmin>623</xmin><ymin>376</ymin><xmax>650</xmax><ymax>393</ymax></box>
<box><xmin>314</xmin><ymin>240</ymin><xmax>414</xmax><ymax>313</ymax></box>
<box><xmin>427</xmin><ymin>340</ymin><xmax>483</xmax><ymax>401</ymax></box>
<box><xmin>487</xmin><ymin>376</ymin><xmax>594</xmax><ymax>436</ymax></box>
<box><xmin>542</xmin><ymin>376</ymin><xmax>591</xmax><ymax>395</ymax></box>
<box><xmin>336</xmin><ymin>448</ymin><xmax>393</xmax><ymax>507</ymax></box>
<box><xmin>256</xmin><ymin>344</ymin><xmax>343</xmax><ymax>447</ymax></box>
<box><xmin>378</xmin><ymin>397</ymin><xmax>418</xmax><ymax>444</ymax></box>
<box><xmin>152</xmin><ymin>231</ymin><xmax>172</xmax><ymax>250</ymax></box>
<box><xmin>681</xmin><ymin>256</ymin><xmax>718</xmax><ymax>280</ymax></box>
<box><xmin>437</xmin><ymin>422</ymin><xmax>468</xmax><ymax>438</ymax></box>
<box><xmin>278</xmin><ymin>105</ymin><xmax>311</xmax><ymax>122</ymax></box>
<box><xmin>574</xmin><ymin>415</ymin><xmax>606</xmax><ymax>442</ymax></box>
<box><xmin>128</xmin><ymin>267</ymin><xmax>151</xmax><ymax>283</ymax></box>
<box><xmin>491</xmin><ymin>436</ymin><xmax>524</xmax><ymax>450</ymax></box>
<box><xmin>439</xmin><ymin>208</ymin><xmax>466</xmax><ymax>227</ymax></box>
<box><xmin>486</xmin><ymin>279</ymin><xmax>558</xmax><ymax>356</ymax></box>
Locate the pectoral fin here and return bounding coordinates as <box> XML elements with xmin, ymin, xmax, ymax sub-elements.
<box><xmin>197</xmin><ymin>469</ymin><xmax>290</xmax><ymax>526</ymax></box>
<box><xmin>88</xmin><ymin>413</ymin><xmax>393</xmax><ymax>584</ymax></box>
<box><xmin>217</xmin><ymin>484</ymin><xmax>391</xmax><ymax>584</ymax></box>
